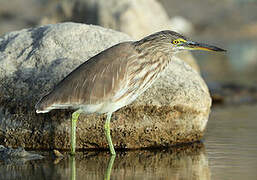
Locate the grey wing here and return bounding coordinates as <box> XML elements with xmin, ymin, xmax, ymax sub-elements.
<box><xmin>35</xmin><ymin>42</ymin><xmax>137</xmax><ymax>113</ymax></box>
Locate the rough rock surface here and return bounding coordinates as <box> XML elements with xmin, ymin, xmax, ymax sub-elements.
<box><xmin>40</xmin><ymin>0</ymin><xmax>200</xmax><ymax>72</ymax></box>
<box><xmin>0</xmin><ymin>23</ymin><xmax>211</xmax><ymax>150</ymax></box>
<box><xmin>0</xmin><ymin>145</ymin><xmax>43</xmax><ymax>162</ymax></box>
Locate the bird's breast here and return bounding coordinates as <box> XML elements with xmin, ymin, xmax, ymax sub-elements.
<box><xmin>112</xmin><ymin>53</ymin><xmax>171</xmax><ymax>106</ymax></box>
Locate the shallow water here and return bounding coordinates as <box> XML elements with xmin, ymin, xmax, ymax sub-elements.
<box><xmin>205</xmin><ymin>105</ymin><xmax>257</xmax><ymax>180</ymax></box>
<box><xmin>1</xmin><ymin>105</ymin><xmax>257</xmax><ymax>180</ymax></box>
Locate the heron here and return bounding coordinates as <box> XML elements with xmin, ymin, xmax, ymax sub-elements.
<box><xmin>35</xmin><ymin>30</ymin><xmax>225</xmax><ymax>155</ymax></box>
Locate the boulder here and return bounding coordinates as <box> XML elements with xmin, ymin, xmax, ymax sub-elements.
<box><xmin>0</xmin><ymin>23</ymin><xmax>211</xmax><ymax>150</ymax></box>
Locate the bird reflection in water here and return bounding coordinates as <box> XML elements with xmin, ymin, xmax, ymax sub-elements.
<box><xmin>65</xmin><ymin>142</ymin><xmax>210</xmax><ymax>180</ymax></box>
<box><xmin>69</xmin><ymin>154</ymin><xmax>116</xmax><ymax>180</ymax></box>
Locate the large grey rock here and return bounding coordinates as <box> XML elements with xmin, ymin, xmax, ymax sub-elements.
<box><xmin>0</xmin><ymin>23</ymin><xmax>211</xmax><ymax>150</ymax></box>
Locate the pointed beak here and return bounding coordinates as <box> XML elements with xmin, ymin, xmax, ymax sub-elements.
<box><xmin>185</xmin><ymin>41</ymin><xmax>226</xmax><ymax>52</ymax></box>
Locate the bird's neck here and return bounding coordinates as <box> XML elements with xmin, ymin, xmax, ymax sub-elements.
<box><xmin>134</xmin><ymin>42</ymin><xmax>174</xmax><ymax>73</ymax></box>
<box><xmin>128</xmin><ymin>43</ymin><xmax>174</xmax><ymax>89</ymax></box>
<box><xmin>124</xmin><ymin>45</ymin><xmax>173</xmax><ymax>103</ymax></box>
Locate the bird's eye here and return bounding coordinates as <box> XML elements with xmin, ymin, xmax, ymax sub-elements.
<box><xmin>172</xmin><ymin>40</ymin><xmax>179</xmax><ymax>44</ymax></box>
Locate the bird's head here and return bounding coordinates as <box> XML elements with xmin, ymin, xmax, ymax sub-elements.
<box><xmin>135</xmin><ymin>30</ymin><xmax>226</xmax><ymax>54</ymax></box>
<box><xmin>169</xmin><ymin>32</ymin><xmax>226</xmax><ymax>52</ymax></box>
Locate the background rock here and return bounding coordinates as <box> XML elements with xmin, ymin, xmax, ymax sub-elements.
<box><xmin>40</xmin><ymin>0</ymin><xmax>199</xmax><ymax>73</ymax></box>
<box><xmin>0</xmin><ymin>23</ymin><xmax>211</xmax><ymax>150</ymax></box>
<box><xmin>208</xmin><ymin>82</ymin><xmax>257</xmax><ymax>105</ymax></box>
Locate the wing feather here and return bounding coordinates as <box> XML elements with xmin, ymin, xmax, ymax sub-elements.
<box><xmin>36</xmin><ymin>42</ymin><xmax>137</xmax><ymax>112</ymax></box>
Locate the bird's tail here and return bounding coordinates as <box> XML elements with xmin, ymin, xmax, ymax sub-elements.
<box><xmin>35</xmin><ymin>95</ymin><xmax>52</xmax><ymax>113</ymax></box>
<box><xmin>35</xmin><ymin>94</ymin><xmax>74</xmax><ymax>113</ymax></box>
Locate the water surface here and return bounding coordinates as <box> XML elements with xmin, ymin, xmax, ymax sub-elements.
<box><xmin>205</xmin><ymin>105</ymin><xmax>257</xmax><ymax>180</ymax></box>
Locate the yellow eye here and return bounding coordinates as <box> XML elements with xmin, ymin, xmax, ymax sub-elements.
<box><xmin>173</xmin><ymin>40</ymin><xmax>179</xmax><ymax>44</ymax></box>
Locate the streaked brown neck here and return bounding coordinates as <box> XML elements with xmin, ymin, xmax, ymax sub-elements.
<box><xmin>126</xmin><ymin>41</ymin><xmax>174</xmax><ymax>98</ymax></box>
<box><xmin>132</xmin><ymin>40</ymin><xmax>174</xmax><ymax>73</ymax></box>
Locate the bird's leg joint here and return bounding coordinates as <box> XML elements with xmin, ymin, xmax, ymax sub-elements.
<box><xmin>104</xmin><ymin>120</ymin><xmax>110</xmax><ymax>131</ymax></box>
<box><xmin>72</xmin><ymin>111</ymin><xmax>80</xmax><ymax>122</ymax></box>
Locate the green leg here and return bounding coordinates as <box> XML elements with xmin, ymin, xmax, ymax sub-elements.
<box><xmin>104</xmin><ymin>112</ymin><xmax>116</xmax><ymax>155</ymax></box>
<box><xmin>70</xmin><ymin>111</ymin><xmax>80</xmax><ymax>156</ymax></box>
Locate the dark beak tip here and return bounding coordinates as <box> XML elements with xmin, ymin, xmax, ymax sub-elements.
<box><xmin>213</xmin><ymin>46</ymin><xmax>227</xmax><ymax>52</ymax></box>
<box><xmin>215</xmin><ymin>48</ymin><xmax>227</xmax><ymax>52</ymax></box>
<box><xmin>204</xmin><ymin>44</ymin><xmax>226</xmax><ymax>52</ymax></box>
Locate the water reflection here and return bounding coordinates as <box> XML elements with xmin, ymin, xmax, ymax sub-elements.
<box><xmin>70</xmin><ymin>156</ymin><xmax>76</xmax><ymax>180</ymax></box>
<box><xmin>69</xmin><ymin>154</ymin><xmax>116</xmax><ymax>180</ymax></box>
<box><xmin>0</xmin><ymin>143</ymin><xmax>210</xmax><ymax>180</ymax></box>
<box><xmin>104</xmin><ymin>155</ymin><xmax>115</xmax><ymax>180</ymax></box>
